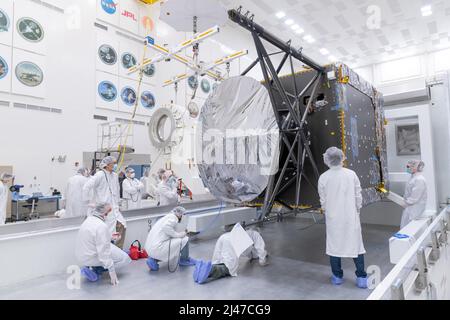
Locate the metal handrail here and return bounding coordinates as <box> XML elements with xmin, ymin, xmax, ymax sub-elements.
<box><xmin>368</xmin><ymin>206</ymin><xmax>450</xmax><ymax>300</ymax></box>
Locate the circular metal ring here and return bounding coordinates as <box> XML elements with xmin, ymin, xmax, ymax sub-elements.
<box><xmin>148</xmin><ymin>107</ymin><xmax>176</xmax><ymax>149</ymax></box>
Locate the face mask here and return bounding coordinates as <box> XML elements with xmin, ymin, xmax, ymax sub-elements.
<box><xmin>113</xmin><ymin>164</ymin><xmax>118</xmax><ymax>172</ymax></box>
<box><xmin>130</xmin><ymin>173</ymin><xmax>136</xmax><ymax>179</ymax></box>
<box><xmin>406</xmin><ymin>167</ymin><xmax>414</xmax><ymax>174</ymax></box>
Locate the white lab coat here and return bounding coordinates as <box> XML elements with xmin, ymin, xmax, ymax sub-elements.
<box><xmin>318</xmin><ymin>166</ymin><xmax>366</xmax><ymax>258</ymax></box>
<box><xmin>0</xmin><ymin>182</ymin><xmax>7</xmax><ymax>225</ymax></box>
<box><xmin>122</xmin><ymin>178</ymin><xmax>144</xmax><ymax>210</ymax></box>
<box><xmin>75</xmin><ymin>215</ymin><xmax>131</xmax><ymax>271</ymax></box>
<box><xmin>141</xmin><ymin>176</ymin><xmax>158</xmax><ymax>199</ymax></box>
<box><xmin>82</xmin><ymin>170</ymin><xmax>126</xmax><ymax>235</ymax></box>
<box><xmin>64</xmin><ymin>174</ymin><xmax>89</xmax><ymax>218</ymax></box>
<box><xmin>212</xmin><ymin>229</ymin><xmax>267</xmax><ymax>277</ymax></box>
<box><xmin>144</xmin><ymin>213</ymin><xmax>188</xmax><ymax>262</ymax></box>
<box><xmin>156</xmin><ymin>181</ymin><xmax>179</xmax><ymax>206</ymax></box>
<box><xmin>400</xmin><ymin>173</ymin><xmax>427</xmax><ymax>229</ymax></box>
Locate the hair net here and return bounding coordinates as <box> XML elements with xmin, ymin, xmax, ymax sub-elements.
<box><xmin>100</xmin><ymin>156</ymin><xmax>116</xmax><ymax>169</ymax></box>
<box><xmin>125</xmin><ymin>167</ymin><xmax>135</xmax><ymax>174</ymax></box>
<box><xmin>407</xmin><ymin>160</ymin><xmax>425</xmax><ymax>173</ymax></box>
<box><xmin>0</xmin><ymin>173</ymin><xmax>13</xmax><ymax>181</ymax></box>
<box><xmin>94</xmin><ymin>202</ymin><xmax>111</xmax><ymax>215</ymax></box>
<box><xmin>323</xmin><ymin>147</ymin><xmax>345</xmax><ymax>167</ymax></box>
<box><xmin>157</xmin><ymin>168</ymin><xmax>166</xmax><ymax>179</ymax></box>
<box><xmin>162</xmin><ymin>170</ymin><xmax>173</xmax><ymax>181</ymax></box>
<box><xmin>172</xmin><ymin>206</ymin><xmax>186</xmax><ymax>218</ymax></box>
<box><xmin>77</xmin><ymin>167</ymin><xmax>89</xmax><ymax>176</ymax></box>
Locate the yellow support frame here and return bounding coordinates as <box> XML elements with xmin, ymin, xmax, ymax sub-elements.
<box><xmin>139</xmin><ymin>0</ymin><xmax>160</xmax><ymax>4</ymax></box>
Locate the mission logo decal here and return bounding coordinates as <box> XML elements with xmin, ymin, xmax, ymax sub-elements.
<box><xmin>141</xmin><ymin>91</ymin><xmax>155</xmax><ymax>109</ymax></box>
<box><xmin>121</xmin><ymin>86</ymin><xmax>137</xmax><ymax>106</ymax></box>
<box><xmin>101</xmin><ymin>0</ymin><xmax>118</xmax><ymax>15</ymax></box>
<box><xmin>0</xmin><ymin>56</ymin><xmax>8</xmax><ymax>80</ymax></box>
<box><xmin>15</xmin><ymin>61</ymin><xmax>43</xmax><ymax>87</ymax></box>
<box><xmin>98</xmin><ymin>80</ymin><xmax>117</xmax><ymax>102</ymax></box>
<box><xmin>0</xmin><ymin>9</ymin><xmax>10</xmax><ymax>32</ymax></box>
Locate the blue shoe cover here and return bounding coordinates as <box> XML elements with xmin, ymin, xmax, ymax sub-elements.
<box><xmin>81</xmin><ymin>267</ymin><xmax>99</xmax><ymax>282</ymax></box>
<box><xmin>146</xmin><ymin>257</ymin><xmax>159</xmax><ymax>271</ymax></box>
<box><xmin>331</xmin><ymin>275</ymin><xmax>344</xmax><ymax>285</ymax></box>
<box><xmin>356</xmin><ymin>277</ymin><xmax>368</xmax><ymax>289</ymax></box>
<box><xmin>197</xmin><ymin>261</ymin><xmax>213</xmax><ymax>284</ymax></box>
<box><xmin>179</xmin><ymin>257</ymin><xmax>197</xmax><ymax>266</ymax></box>
<box><xmin>193</xmin><ymin>260</ymin><xmax>203</xmax><ymax>282</ymax></box>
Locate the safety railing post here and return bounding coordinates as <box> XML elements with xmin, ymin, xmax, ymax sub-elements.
<box><xmin>391</xmin><ymin>278</ymin><xmax>405</xmax><ymax>300</ymax></box>
<box><xmin>415</xmin><ymin>247</ymin><xmax>428</xmax><ymax>292</ymax></box>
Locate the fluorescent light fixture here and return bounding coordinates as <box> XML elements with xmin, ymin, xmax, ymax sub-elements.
<box><xmin>275</xmin><ymin>11</ymin><xmax>286</xmax><ymax>19</ymax></box>
<box><xmin>303</xmin><ymin>35</ymin><xmax>315</xmax><ymax>43</ymax></box>
<box><xmin>328</xmin><ymin>55</ymin><xmax>337</xmax><ymax>61</ymax></box>
<box><xmin>291</xmin><ymin>24</ymin><xmax>300</xmax><ymax>30</ymax></box>
<box><xmin>285</xmin><ymin>19</ymin><xmax>294</xmax><ymax>25</ymax></box>
<box><xmin>320</xmin><ymin>48</ymin><xmax>329</xmax><ymax>55</ymax></box>
<box><xmin>421</xmin><ymin>5</ymin><xmax>432</xmax><ymax>16</ymax></box>
<box><xmin>295</xmin><ymin>28</ymin><xmax>304</xmax><ymax>34</ymax></box>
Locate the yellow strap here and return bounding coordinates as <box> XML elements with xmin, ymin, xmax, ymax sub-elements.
<box><xmin>116</xmin><ymin>25</ymin><xmax>150</xmax><ymax>172</ymax></box>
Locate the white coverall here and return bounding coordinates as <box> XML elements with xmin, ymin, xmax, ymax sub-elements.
<box><xmin>144</xmin><ymin>213</ymin><xmax>188</xmax><ymax>262</ymax></box>
<box><xmin>75</xmin><ymin>215</ymin><xmax>131</xmax><ymax>270</ymax></box>
<box><xmin>318</xmin><ymin>166</ymin><xmax>366</xmax><ymax>258</ymax></box>
<box><xmin>64</xmin><ymin>174</ymin><xmax>89</xmax><ymax>218</ymax></box>
<box><xmin>141</xmin><ymin>175</ymin><xmax>159</xmax><ymax>199</ymax></box>
<box><xmin>400</xmin><ymin>172</ymin><xmax>427</xmax><ymax>229</ymax></box>
<box><xmin>0</xmin><ymin>182</ymin><xmax>7</xmax><ymax>225</ymax></box>
<box><xmin>212</xmin><ymin>229</ymin><xmax>267</xmax><ymax>277</ymax></box>
<box><xmin>122</xmin><ymin>178</ymin><xmax>144</xmax><ymax>210</ymax></box>
<box><xmin>82</xmin><ymin>170</ymin><xmax>126</xmax><ymax>235</ymax></box>
<box><xmin>156</xmin><ymin>181</ymin><xmax>179</xmax><ymax>207</ymax></box>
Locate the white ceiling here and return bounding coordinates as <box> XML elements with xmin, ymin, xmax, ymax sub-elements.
<box><xmin>219</xmin><ymin>0</ymin><xmax>450</xmax><ymax>68</ymax></box>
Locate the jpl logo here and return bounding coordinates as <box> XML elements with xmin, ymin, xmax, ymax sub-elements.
<box><xmin>101</xmin><ymin>0</ymin><xmax>117</xmax><ymax>15</ymax></box>
<box><xmin>122</xmin><ymin>10</ymin><xmax>137</xmax><ymax>21</ymax></box>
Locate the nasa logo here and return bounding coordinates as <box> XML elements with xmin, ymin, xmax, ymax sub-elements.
<box><xmin>122</xmin><ymin>10</ymin><xmax>137</xmax><ymax>21</ymax></box>
<box><xmin>0</xmin><ymin>56</ymin><xmax>9</xmax><ymax>80</ymax></box>
<box><xmin>101</xmin><ymin>0</ymin><xmax>117</xmax><ymax>15</ymax></box>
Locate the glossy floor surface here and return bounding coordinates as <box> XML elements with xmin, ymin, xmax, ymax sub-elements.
<box><xmin>0</xmin><ymin>216</ymin><xmax>396</xmax><ymax>300</ymax></box>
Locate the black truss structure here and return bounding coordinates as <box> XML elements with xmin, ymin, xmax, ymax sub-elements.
<box><xmin>228</xmin><ymin>7</ymin><xmax>326</xmax><ymax>220</ymax></box>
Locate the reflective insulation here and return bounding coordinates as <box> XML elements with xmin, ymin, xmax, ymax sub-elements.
<box><xmin>196</xmin><ymin>76</ymin><xmax>279</xmax><ymax>204</ymax></box>
<box><xmin>337</xmin><ymin>63</ymin><xmax>389</xmax><ymax>205</ymax></box>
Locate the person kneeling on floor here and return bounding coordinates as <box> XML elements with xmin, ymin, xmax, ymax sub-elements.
<box><xmin>75</xmin><ymin>202</ymin><xmax>131</xmax><ymax>285</ymax></box>
<box><xmin>144</xmin><ymin>206</ymin><xmax>196</xmax><ymax>271</ymax></box>
<box><xmin>193</xmin><ymin>224</ymin><xmax>268</xmax><ymax>284</ymax></box>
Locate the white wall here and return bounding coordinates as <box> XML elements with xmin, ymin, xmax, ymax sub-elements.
<box><xmin>355</xmin><ymin>50</ymin><xmax>450</xmax><ymax>212</ymax></box>
<box><xmin>354</xmin><ymin>48</ymin><xmax>450</xmax><ymax>93</ymax></box>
